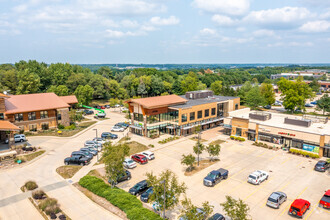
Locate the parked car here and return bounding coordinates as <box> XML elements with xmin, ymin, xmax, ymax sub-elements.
<box><xmin>141</xmin><ymin>151</ymin><xmax>155</xmax><ymax>160</ymax></box>
<box><xmin>248</xmin><ymin>170</ymin><xmax>269</xmax><ymax>185</ymax></box>
<box><xmin>111</xmin><ymin>126</ymin><xmax>125</xmax><ymax>132</ymax></box>
<box><xmin>266</xmin><ymin>192</ymin><xmax>287</xmax><ymax>209</ymax></box>
<box><xmin>140</xmin><ymin>187</ymin><xmax>153</xmax><ymax>203</ymax></box>
<box><xmin>84</xmin><ymin>140</ymin><xmax>102</xmax><ymax>151</ymax></box>
<box><xmin>316</xmin><ymin>92</ymin><xmax>322</xmax><ymax>95</ymax></box>
<box><xmin>264</xmin><ymin>105</ymin><xmax>271</xmax><ymax>109</ymax></box>
<box><xmin>105</xmin><ymin>105</ymin><xmax>110</xmax><ymax>109</ymax></box>
<box><xmin>93</xmin><ymin>137</ymin><xmax>107</xmax><ymax>145</ymax></box>
<box><xmin>319</xmin><ymin>190</ymin><xmax>330</xmax><ymax>209</ymax></box>
<box><xmin>115</xmin><ymin>122</ymin><xmax>129</xmax><ymax>129</ymax></box>
<box><xmin>208</xmin><ymin>213</ymin><xmax>225</xmax><ymax>220</ymax></box>
<box><xmin>80</xmin><ymin>147</ymin><xmax>98</xmax><ymax>156</ymax></box>
<box><xmin>121</xmin><ymin>107</ymin><xmax>128</xmax><ymax>111</ymax></box>
<box><xmin>179</xmin><ymin>208</ymin><xmax>206</xmax><ymax>220</ymax></box>
<box><xmin>314</xmin><ymin>160</ymin><xmax>330</xmax><ymax>172</ymax></box>
<box><xmin>64</xmin><ymin>155</ymin><xmax>90</xmax><ymax>166</ymax></box>
<box><xmin>96</xmin><ymin>112</ymin><xmax>106</xmax><ymax>118</ymax></box>
<box><xmin>71</xmin><ymin>151</ymin><xmax>93</xmax><ymax>160</ymax></box>
<box><xmin>129</xmin><ymin>180</ymin><xmax>149</xmax><ymax>196</ymax></box>
<box><xmin>114</xmin><ymin>104</ymin><xmax>120</xmax><ymax>108</ymax></box>
<box><xmin>131</xmin><ymin>154</ymin><xmax>148</xmax><ymax>164</ymax></box>
<box><xmin>108</xmin><ymin>170</ymin><xmax>131</xmax><ymax>185</ymax></box>
<box><xmin>83</xmin><ymin>109</ymin><xmax>94</xmax><ymax>115</ymax></box>
<box><xmin>100</xmin><ymin>106</ymin><xmax>106</xmax><ymax>109</ymax></box>
<box><xmin>305</xmin><ymin>103</ymin><xmax>315</xmax><ymax>107</ymax></box>
<box><xmin>203</xmin><ymin>168</ymin><xmax>228</xmax><ymax>187</ymax></box>
<box><xmin>101</xmin><ymin>132</ymin><xmax>118</xmax><ymax>139</ymax></box>
<box><xmin>311</xmin><ymin>101</ymin><xmax>318</xmax><ymax>105</ymax></box>
<box><xmin>5</xmin><ymin>134</ymin><xmax>27</xmax><ymax>144</ymax></box>
<box><xmin>288</xmin><ymin>199</ymin><xmax>310</xmax><ymax>218</ymax></box>
<box><xmin>123</xmin><ymin>158</ymin><xmax>137</xmax><ymax>169</ymax></box>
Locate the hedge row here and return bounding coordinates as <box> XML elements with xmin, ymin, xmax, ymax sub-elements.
<box><xmin>230</xmin><ymin>136</ymin><xmax>245</xmax><ymax>141</ymax></box>
<box><xmin>79</xmin><ymin>175</ymin><xmax>162</xmax><ymax>220</ymax></box>
<box><xmin>289</xmin><ymin>148</ymin><xmax>319</xmax><ymax>159</ymax></box>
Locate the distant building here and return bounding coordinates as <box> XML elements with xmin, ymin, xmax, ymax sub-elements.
<box><xmin>271</xmin><ymin>69</ymin><xmax>329</xmax><ymax>80</ymax></box>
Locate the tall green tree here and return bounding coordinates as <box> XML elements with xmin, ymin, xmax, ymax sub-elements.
<box><xmin>210</xmin><ymin>81</ymin><xmax>222</xmax><ymax>95</ymax></box>
<box><xmin>260</xmin><ymin>83</ymin><xmax>275</xmax><ymax>105</ymax></box>
<box><xmin>0</xmin><ymin>69</ymin><xmax>17</xmax><ymax>94</ymax></box>
<box><xmin>316</xmin><ymin>94</ymin><xmax>330</xmax><ymax>115</ymax></box>
<box><xmin>181</xmin><ymin>72</ymin><xmax>198</xmax><ymax>93</ymax></box>
<box><xmin>74</xmin><ymin>85</ymin><xmax>94</xmax><ymax>105</ymax></box>
<box><xmin>193</xmin><ymin>142</ymin><xmax>205</xmax><ymax>166</ymax></box>
<box><xmin>220</xmin><ymin>196</ymin><xmax>251</xmax><ymax>220</ymax></box>
<box><xmin>238</xmin><ymin>81</ymin><xmax>253</xmax><ymax>104</ymax></box>
<box><xmin>16</xmin><ymin>69</ymin><xmax>41</xmax><ymax>94</ymax></box>
<box><xmin>206</xmin><ymin>144</ymin><xmax>221</xmax><ymax>161</ymax></box>
<box><xmin>181</xmin><ymin>154</ymin><xmax>195</xmax><ymax>171</ymax></box>
<box><xmin>277</xmin><ymin>77</ymin><xmax>314</xmax><ymax>112</ymax></box>
<box><xmin>309</xmin><ymin>79</ymin><xmax>320</xmax><ymax>92</ymax></box>
<box><xmin>180</xmin><ymin>198</ymin><xmax>214</xmax><ymax>220</ymax></box>
<box><xmin>146</xmin><ymin>170</ymin><xmax>187</xmax><ymax>218</ymax></box>
<box><xmin>245</xmin><ymin>86</ymin><xmax>266</xmax><ymax>109</ymax></box>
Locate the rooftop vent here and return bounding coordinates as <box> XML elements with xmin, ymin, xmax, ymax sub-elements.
<box><xmin>249</xmin><ymin>112</ymin><xmax>272</xmax><ymax>121</ymax></box>
<box><xmin>185</xmin><ymin>90</ymin><xmax>214</xmax><ymax>99</ymax></box>
<box><xmin>284</xmin><ymin>117</ymin><xmax>311</xmax><ymax>127</ymax></box>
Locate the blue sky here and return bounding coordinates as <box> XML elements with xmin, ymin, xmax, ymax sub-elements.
<box><xmin>0</xmin><ymin>0</ymin><xmax>329</xmax><ymax>64</ymax></box>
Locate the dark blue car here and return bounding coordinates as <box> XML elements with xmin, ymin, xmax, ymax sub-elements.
<box><xmin>101</xmin><ymin>132</ymin><xmax>118</xmax><ymax>139</ymax></box>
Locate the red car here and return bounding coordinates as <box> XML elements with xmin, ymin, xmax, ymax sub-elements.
<box><xmin>100</xmin><ymin>106</ymin><xmax>106</xmax><ymax>109</ymax></box>
<box><xmin>288</xmin><ymin>199</ymin><xmax>310</xmax><ymax>218</ymax></box>
<box><xmin>131</xmin><ymin>154</ymin><xmax>148</xmax><ymax>164</ymax></box>
<box><xmin>319</xmin><ymin>190</ymin><xmax>330</xmax><ymax>209</ymax></box>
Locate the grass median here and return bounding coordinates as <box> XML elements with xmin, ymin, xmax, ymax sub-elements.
<box><xmin>17</xmin><ymin>150</ymin><xmax>45</xmax><ymax>162</ymax></box>
<box><xmin>56</xmin><ymin>165</ymin><xmax>82</xmax><ymax>179</ymax></box>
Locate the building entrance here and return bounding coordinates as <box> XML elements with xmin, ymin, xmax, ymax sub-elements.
<box><xmin>284</xmin><ymin>138</ymin><xmax>292</xmax><ymax>148</ymax></box>
<box><xmin>323</xmin><ymin>148</ymin><xmax>330</xmax><ymax>158</ymax></box>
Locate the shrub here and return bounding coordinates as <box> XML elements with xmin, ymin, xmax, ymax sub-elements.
<box><xmin>289</xmin><ymin>148</ymin><xmax>319</xmax><ymax>158</ymax></box>
<box><xmin>39</xmin><ymin>198</ymin><xmax>58</xmax><ymax>211</ymax></box>
<box><xmin>64</xmin><ymin>124</ymin><xmax>76</xmax><ymax>130</ymax></box>
<box><xmin>79</xmin><ymin>176</ymin><xmax>162</xmax><ymax>220</ymax></box>
<box><xmin>148</xmin><ymin>144</ymin><xmax>155</xmax><ymax>148</ymax></box>
<box><xmin>32</xmin><ymin>190</ymin><xmax>45</xmax><ymax>200</ymax></box>
<box><xmin>45</xmin><ymin>204</ymin><xmax>60</xmax><ymax>215</ymax></box>
<box><xmin>25</xmin><ymin>181</ymin><xmax>38</xmax><ymax>190</ymax></box>
<box><xmin>57</xmin><ymin>124</ymin><xmax>65</xmax><ymax>129</ymax></box>
<box><xmin>230</xmin><ymin>136</ymin><xmax>235</xmax><ymax>140</ymax></box>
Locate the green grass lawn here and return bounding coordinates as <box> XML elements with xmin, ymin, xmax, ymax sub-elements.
<box><xmin>209</xmin><ymin>139</ymin><xmax>226</xmax><ymax>145</ymax></box>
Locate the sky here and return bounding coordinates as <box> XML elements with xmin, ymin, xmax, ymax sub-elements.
<box><xmin>0</xmin><ymin>0</ymin><xmax>330</xmax><ymax>64</ymax></box>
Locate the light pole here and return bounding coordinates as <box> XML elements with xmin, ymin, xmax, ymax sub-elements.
<box><xmin>93</xmin><ymin>129</ymin><xmax>99</xmax><ymax>161</ymax></box>
<box><xmin>160</xmin><ymin>180</ymin><xmax>166</xmax><ymax>219</ymax></box>
<box><xmin>93</xmin><ymin>128</ymin><xmax>98</xmax><ymax>138</ymax></box>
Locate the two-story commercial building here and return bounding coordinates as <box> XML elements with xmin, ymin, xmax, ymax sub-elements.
<box><xmin>126</xmin><ymin>90</ymin><xmax>240</xmax><ymax>137</ymax></box>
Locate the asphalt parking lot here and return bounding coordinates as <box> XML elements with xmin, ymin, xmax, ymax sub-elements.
<box><xmin>114</xmin><ymin>130</ymin><xmax>330</xmax><ymax>220</ymax></box>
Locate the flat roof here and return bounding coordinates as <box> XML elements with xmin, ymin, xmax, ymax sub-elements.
<box><xmin>5</xmin><ymin>93</ymin><xmax>70</xmax><ymax>114</ymax></box>
<box><xmin>170</xmin><ymin>95</ymin><xmax>238</xmax><ymax>109</ymax></box>
<box><xmin>229</xmin><ymin>111</ymin><xmax>329</xmax><ymax>135</ymax></box>
<box><xmin>127</xmin><ymin>94</ymin><xmax>187</xmax><ymax>109</ymax></box>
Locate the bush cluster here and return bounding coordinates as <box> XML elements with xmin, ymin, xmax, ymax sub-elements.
<box><xmin>252</xmin><ymin>142</ymin><xmax>277</xmax><ymax>150</ymax></box>
<box><xmin>79</xmin><ymin>175</ymin><xmax>162</xmax><ymax>220</ymax></box>
<box><xmin>230</xmin><ymin>136</ymin><xmax>245</xmax><ymax>142</ymax></box>
<box><xmin>289</xmin><ymin>148</ymin><xmax>319</xmax><ymax>158</ymax></box>
<box><xmin>64</xmin><ymin>124</ymin><xmax>76</xmax><ymax>130</ymax></box>
<box><xmin>57</xmin><ymin>124</ymin><xmax>65</xmax><ymax>129</ymax></box>
<box><xmin>148</xmin><ymin>144</ymin><xmax>155</xmax><ymax>148</ymax></box>
<box><xmin>25</xmin><ymin>181</ymin><xmax>38</xmax><ymax>190</ymax></box>
<box><xmin>158</xmin><ymin>136</ymin><xmax>179</xmax><ymax>144</ymax></box>
<box><xmin>39</xmin><ymin>198</ymin><xmax>60</xmax><ymax>215</ymax></box>
<box><xmin>32</xmin><ymin>190</ymin><xmax>45</xmax><ymax>200</ymax></box>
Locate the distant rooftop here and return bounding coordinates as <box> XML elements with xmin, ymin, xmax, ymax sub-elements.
<box><xmin>170</xmin><ymin>95</ymin><xmax>238</xmax><ymax>109</ymax></box>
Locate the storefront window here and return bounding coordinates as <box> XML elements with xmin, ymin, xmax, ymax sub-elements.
<box><xmin>211</xmin><ymin>108</ymin><xmax>216</xmax><ymax>116</ymax></box>
<box><xmin>292</xmin><ymin>140</ymin><xmax>303</xmax><ymax>149</ymax></box>
<box><xmin>198</xmin><ymin>110</ymin><xmax>202</xmax><ymax>119</ymax></box>
<box><xmin>259</xmin><ymin>134</ymin><xmax>272</xmax><ymax>142</ymax></box>
<box><xmin>190</xmin><ymin>112</ymin><xmax>195</xmax><ymax>121</ymax></box>
<box><xmin>205</xmin><ymin>109</ymin><xmax>209</xmax><ymax>117</ymax></box>
<box><xmin>134</xmin><ymin>113</ymin><xmax>144</xmax><ymax>122</ymax></box>
<box><xmin>181</xmin><ymin>114</ymin><xmax>187</xmax><ymax>123</ymax></box>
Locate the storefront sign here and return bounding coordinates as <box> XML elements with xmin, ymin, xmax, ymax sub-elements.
<box><xmin>303</xmin><ymin>144</ymin><xmax>319</xmax><ymax>153</ymax></box>
<box><xmin>278</xmin><ymin>132</ymin><xmax>295</xmax><ymax>137</ymax></box>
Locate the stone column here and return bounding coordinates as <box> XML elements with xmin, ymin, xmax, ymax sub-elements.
<box><xmin>319</xmin><ymin>135</ymin><xmax>325</xmax><ymax>158</ymax></box>
<box><xmin>58</xmin><ymin>108</ymin><xmax>70</xmax><ymax>127</ymax></box>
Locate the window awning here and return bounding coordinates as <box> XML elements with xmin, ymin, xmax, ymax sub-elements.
<box><xmin>201</xmin><ymin>118</ymin><xmax>222</xmax><ymax>125</ymax></box>
<box><xmin>129</xmin><ymin>125</ymin><xmax>143</xmax><ymax>130</ymax></box>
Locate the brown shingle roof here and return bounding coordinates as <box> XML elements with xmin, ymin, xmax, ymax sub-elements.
<box><xmin>127</xmin><ymin>95</ymin><xmax>187</xmax><ymax>109</ymax></box>
<box><xmin>5</xmin><ymin>93</ymin><xmax>70</xmax><ymax>114</ymax></box>
<box><xmin>60</xmin><ymin>95</ymin><xmax>78</xmax><ymax>104</ymax></box>
<box><xmin>0</xmin><ymin>93</ymin><xmax>10</xmax><ymax>98</ymax></box>
<box><xmin>0</xmin><ymin>121</ymin><xmax>20</xmax><ymax>131</ymax></box>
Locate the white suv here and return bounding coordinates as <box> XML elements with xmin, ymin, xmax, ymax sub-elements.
<box><xmin>141</xmin><ymin>151</ymin><xmax>155</xmax><ymax>160</ymax></box>
<box><xmin>5</xmin><ymin>134</ymin><xmax>26</xmax><ymax>143</ymax></box>
<box><xmin>248</xmin><ymin>170</ymin><xmax>269</xmax><ymax>185</ymax></box>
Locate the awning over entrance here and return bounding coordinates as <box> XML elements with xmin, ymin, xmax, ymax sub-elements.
<box><xmin>201</xmin><ymin>118</ymin><xmax>222</xmax><ymax>125</ymax></box>
<box><xmin>129</xmin><ymin>125</ymin><xmax>143</xmax><ymax>130</ymax></box>
<box><xmin>0</xmin><ymin>121</ymin><xmax>20</xmax><ymax>131</ymax></box>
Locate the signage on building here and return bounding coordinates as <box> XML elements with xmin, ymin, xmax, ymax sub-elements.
<box><xmin>278</xmin><ymin>132</ymin><xmax>295</xmax><ymax>137</ymax></box>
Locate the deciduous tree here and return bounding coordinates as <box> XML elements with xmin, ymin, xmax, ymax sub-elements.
<box><xmin>260</xmin><ymin>83</ymin><xmax>275</xmax><ymax>105</ymax></box>
<box><xmin>16</xmin><ymin>69</ymin><xmax>41</xmax><ymax>94</ymax></box>
<box><xmin>316</xmin><ymin>94</ymin><xmax>330</xmax><ymax>115</ymax></box>
<box><xmin>220</xmin><ymin>196</ymin><xmax>251</xmax><ymax>220</ymax></box>
<box><xmin>181</xmin><ymin>154</ymin><xmax>195</xmax><ymax>171</ymax></box>
<box><xmin>245</xmin><ymin>86</ymin><xmax>266</xmax><ymax>109</ymax></box>
<box><xmin>210</xmin><ymin>81</ymin><xmax>222</xmax><ymax>95</ymax></box>
<box><xmin>74</xmin><ymin>85</ymin><xmax>94</xmax><ymax>105</ymax></box>
<box><xmin>180</xmin><ymin>197</ymin><xmax>213</xmax><ymax>220</ymax></box>
<box><xmin>206</xmin><ymin>144</ymin><xmax>221</xmax><ymax>161</ymax></box>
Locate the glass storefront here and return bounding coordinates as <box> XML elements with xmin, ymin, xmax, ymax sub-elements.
<box><xmin>146</xmin><ymin>110</ymin><xmax>178</xmax><ymax>124</ymax></box>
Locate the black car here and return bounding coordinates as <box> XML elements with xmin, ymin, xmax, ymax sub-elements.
<box><xmin>264</xmin><ymin>105</ymin><xmax>271</xmax><ymax>109</ymax></box>
<box><xmin>71</xmin><ymin>151</ymin><xmax>93</xmax><ymax>160</ymax></box>
<box><xmin>108</xmin><ymin>170</ymin><xmax>131</xmax><ymax>185</ymax></box>
<box><xmin>140</xmin><ymin>187</ymin><xmax>153</xmax><ymax>203</ymax></box>
<box><xmin>101</xmin><ymin>132</ymin><xmax>118</xmax><ymax>139</ymax></box>
<box><xmin>129</xmin><ymin>180</ymin><xmax>149</xmax><ymax>196</ymax></box>
<box><xmin>83</xmin><ymin>109</ymin><xmax>94</xmax><ymax>115</ymax></box>
<box><xmin>314</xmin><ymin>160</ymin><xmax>330</xmax><ymax>172</ymax></box>
<box><xmin>64</xmin><ymin>155</ymin><xmax>90</xmax><ymax>166</ymax></box>
<box><xmin>208</xmin><ymin>213</ymin><xmax>225</xmax><ymax>220</ymax></box>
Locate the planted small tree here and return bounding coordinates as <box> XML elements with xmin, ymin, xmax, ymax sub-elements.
<box><xmin>103</xmin><ymin>142</ymin><xmax>130</xmax><ymax>186</ymax></box>
<box><xmin>220</xmin><ymin>196</ymin><xmax>251</xmax><ymax>220</ymax></box>
<box><xmin>193</xmin><ymin>142</ymin><xmax>205</xmax><ymax>166</ymax></box>
<box><xmin>180</xmin><ymin>197</ymin><xmax>214</xmax><ymax>220</ymax></box>
<box><xmin>181</xmin><ymin>154</ymin><xmax>195</xmax><ymax>171</ymax></box>
<box><xmin>146</xmin><ymin>170</ymin><xmax>187</xmax><ymax>219</ymax></box>
<box><xmin>206</xmin><ymin>144</ymin><xmax>221</xmax><ymax>161</ymax></box>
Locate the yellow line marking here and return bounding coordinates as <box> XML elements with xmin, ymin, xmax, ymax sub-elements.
<box><xmin>278</xmin><ymin>179</ymin><xmax>293</xmax><ymax>191</ymax></box>
<box><xmin>281</xmin><ymin>158</ymin><xmax>291</xmax><ymax>165</ymax></box>
<box><xmin>268</xmin><ymin>154</ymin><xmax>280</xmax><ymax>161</ymax></box>
<box><xmin>256</xmin><ymin>151</ymin><xmax>268</xmax><ymax>157</ymax></box>
<box><xmin>297</xmin><ymin>186</ymin><xmax>308</xmax><ymax>198</ymax></box>
<box><xmin>280</xmin><ymin>200</ymin><xmax>293</xmax><ymax>216</ymax></box>
<box><xmin>280</xmin><ymin>187</ymin><xmax>308</xmax><ymax>216</ymax></box>
<box><xmin>215</xmin><ymin>168</ymin><xmax>247</xmax><ymax>189</ymax></box>
<box><xmin>304</xmin><ymin>204</ymin><xmax>317</xmax><ymax>220</ymax></box>
<box><xmin>244</xmin><ymin>178</ymin><xmax>272</xmax><ymax>200</ymax></box>
<box><xmin>296</xmin><ymin>161</ymin><xmax>304</xmax><ymax>168</ymax></box>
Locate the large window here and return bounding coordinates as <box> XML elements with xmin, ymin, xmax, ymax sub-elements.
<box><xmin>211</xmin><ymin>108</ymin><xmax>216</xmax><ymax>116</ymax></box>
<box><xmin>205</xmin><ymin>109</ymin><xmax>209</xmax><ymax>117</ymax></box>
<box><xmin>133</xmin><ymin>113</ymin><xmax>143</xmax><ymax>122</ymax></box>
<box><xmin>198</xmin><ymin>110</ymin><xmax>203</xmax><ymax>119</ymax></box>
<box><xmin>40</xmin><ymin>111</ymin><xmax>48</xmax><ymax>119</ymax></box>
<box><xmin>292</xmin><ymin>140</ymin><xmax>303</xmax><ymax>149</ymax></box>
<box><xmin>29</xmin><ymin>124</ymin><xmax>37</xmax><ymax>132</ymax></box>
<box><xmin>190</xmin><ymin>112</ymin><xmax>195</xmax><ymax>121</ymax></box>
<box><xmin>15</xmin><ymin>113</ymin><xmax>24</xmax><ymax>122</ymax></box>
<box><xmin>28</xmin><ymin>112</ymin><xmax>36</xmax><ymax>120</ymax></box>
<box><xmin>181</xmin><ymin>114</ymin><xmax>187</xmax><ymax>123</ymax></box>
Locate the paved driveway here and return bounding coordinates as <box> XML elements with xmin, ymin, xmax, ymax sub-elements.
<box><xmin>115</xmin><ymin>132</ymin><xmax>330</xmax><ymax>220</ymax></box>
<box><xmin>0</xmin><ymin>112</ymin><xmax>127</xmax><ymax>220</ymax></box>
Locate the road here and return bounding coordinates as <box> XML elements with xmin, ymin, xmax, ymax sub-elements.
<box><xmin>0</xmin><ymin>111</ymin><xmax>126</xmax><ymax>220</ymax></box>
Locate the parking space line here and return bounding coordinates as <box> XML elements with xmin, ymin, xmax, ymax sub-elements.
<box><xmin>268</xmin><ymin>154</ymin><xmax>280</xmax><ymax>161</ymax></box>
<box><xmin>281</xmin><ymin>158</ymin><xmax>291</xmax><ymax>165</ymax></box>
<box><xmin>256</xmin><ymin>151</ymin><xmax>268</xmax><ymax>157</ymax></box>
<box><xmin>296</xmin><ymin>161</ymin><xmax>304</xmax><ymax>168</ymax></box>
<box><xmin>280</xmin><ymin>186</ymin><xmax>308</xmax><ymax>216</ymax></box>
<box><xmin>244</xmin><ymin>178</ymin><xmax>272</xmax><ymax>200</ymax></box>
<box><xmin>304</xmin><ymin>204</ymin><xmax>317</xmax><ymax>220</ymax></box>
<box><xmin>279</xmin><ymin>200</ymin><xmax>293</xmax><ymax>216</ymax></box>
<box><xmin>214</xmin><ymin>168</ymin><xmax>247</xmax><ymax>189</ymax></box>
<box><xmin>278</xmin><ymin>179</ymin><xmax>293</xmax><ymax>191</ymax></box>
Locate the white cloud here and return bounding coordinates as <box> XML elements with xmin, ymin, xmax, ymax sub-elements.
<box><xmin>253</xmin><ymin>29</ymin><xmax>275</xmax><ymax>37</ymax></box>
<box><xmin>320</xmin><ymin>10</ymin><xmax>330</xmax><ymax>19</ymax></box>
<box><xmin>300</xmin><ymin>20</ymin><xmax>330</xmax><ymax>32</ymax></box>
<box><xmin>12</xmin><ymin>4</ymin><xmax>28</xmax><ymax>13</ymax></box>
<box><xmin>199</xmin><ymin>28</ymin><xmax>217</xmax><ymax>35</ymax></box>
<box><xmin>192</xmin><ymin>0</ymin><xmax>250</xmax><ymax>16</ymax></box>
<box><xmin>212</xmin><ymin>15</ymin><xmax>237</xmax><ymax>26</ymax></box>
<box><xmin>244</xmin><ymin>7</ymin><xmax>311</xmax><ymax>28</ymax></box>
<box><xmin>105</xmin><ymin>29</ymin><xmax>145</xmax><ymax>38</ymax></box>
<box><xmin>150</xmin><ymin>16</ymin><xmax>179</xmax><ymax>26</ymax></box>
<box><xmin>121</xmin><ymin>20</ymin><xmax>139</xmax><ymax>28</ymax></box>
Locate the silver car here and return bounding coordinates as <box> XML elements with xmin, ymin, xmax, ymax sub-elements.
<box><xmin>266</xmin><ymin>192</ymin><xmax>287</xmax><ymax>209</ymax></box>
<box><xmin>123</xmin><ymin>158</ymin><xmax>137</xmax><ymax>169</ymax></box>
<box><xmin>84</xmin><ymin>140</ymin><xmax>102</xmax><ymax>151</ymax></box>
